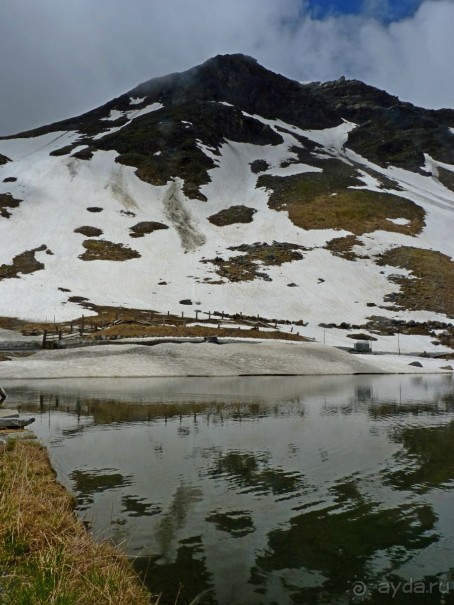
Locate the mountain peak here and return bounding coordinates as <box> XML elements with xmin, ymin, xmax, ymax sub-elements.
<box><xmin>0</xmin><ymin>55</ymin><xmax>453</xmax><ymax>357</ymax></box>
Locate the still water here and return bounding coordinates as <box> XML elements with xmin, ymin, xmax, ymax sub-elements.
<box><xmin>4</xmin><ymin>374</ymin><xmax>454</xmax><ymax>604</ymax></box>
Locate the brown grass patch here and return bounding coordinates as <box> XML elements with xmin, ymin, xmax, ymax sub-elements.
<box><xmin>74</xmin><ymin>226</ymin><xmax>103</xmax><ymax>237</ymax></box>
<box><xmin>202</xmin><ymin>242</ymin><xmax>307</xmax><ymax>282</ymax></box>
<box><xmin>0</xmin><ymin>440</ymin><xmax>151</xmax><ymax>604</ymax></box>
<box><xmin>259</xmin><ymin>168</ymin><xmax>425</xmax><ymax>236</ymax></box>
<box><xmin>325</xmin><ymin>235</ymin><xmax>365</xmax><ymax>261</ymax></box>
<box><xmin>378</xmin><ymin>246</ymin><xmax>454</xmax><ymax>317</ymax></box>
<box><xmin>89</xmin><ymin>323</ymin><xmax>307</xmax><ymax>342</ymax></box>
<box><xmin>208</xmin><ymin>205</ymin><xmax>257</xmax><ymax>226</ymax></box>
<box><xmin>0</xmin><ymin>245</ymin><xmax>47</xmax><ymax>281</ymax></box>
<box><xmin>129</xmin><ymin>221</ymin><xmax>169</xmax><ymax>238</ymax></box>
<box><xmin>0</xmin><ymin>193</ymin><xmax>22</xmax><ymax>219</ymax></box>
<box><xmin>79</xmin><ymin>240</ymin><xmax>141</xmax><ymax>262</ymax></box>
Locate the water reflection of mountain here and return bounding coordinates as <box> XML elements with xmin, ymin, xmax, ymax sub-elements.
<box><xmin>6</xmin><ymin>375</ymin><xmax>454</xmax><ymax>426</ymax></box>
<box><xmin>385</xmin><ymin>420</ymin><xmax>454</xmax><ymax>493</ymax></box>
<box><xmin>253</xmin><ymin>479</ymin><xmax>438</xmax><ymax>603</ymax></box>
<box><xmin>3</xmin><ymin>375</ymin><xmax>454</xmax><ymax>605</ymax></box>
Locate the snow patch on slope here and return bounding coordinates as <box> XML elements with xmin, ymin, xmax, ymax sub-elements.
<box><xmin>302</xmin><ymin>120</ymin><xmax>357</xmax><ymax>153</ymax></box>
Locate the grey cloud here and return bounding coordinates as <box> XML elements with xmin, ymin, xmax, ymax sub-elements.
<box><xmin>0</xmin><ymin>0</ymin><xmax>453</xmax><ymax>136</ymax></box>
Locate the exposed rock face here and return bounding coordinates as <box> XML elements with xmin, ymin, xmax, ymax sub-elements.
<box><xmin>311</xmin><ymin>77</ymin><xmax>454</xmax><ymax>170</ymax></box>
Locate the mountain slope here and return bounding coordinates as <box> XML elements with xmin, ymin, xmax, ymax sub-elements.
<box><xmin>0</xmin><ymin>54</ymin><xmax>453</xmax><ymax>353</ymax></box>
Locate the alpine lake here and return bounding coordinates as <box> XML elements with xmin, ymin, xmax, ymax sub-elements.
<box><xmin>4</xmin><ymin>373</ymin><xmax>454</xmax><ymax>605</ymax></box>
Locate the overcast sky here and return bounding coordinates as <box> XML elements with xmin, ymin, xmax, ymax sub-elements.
<box><xmin>1</xmin><ymin>0</ymin><xmax>453</xmax><ymax>136</ymax></box>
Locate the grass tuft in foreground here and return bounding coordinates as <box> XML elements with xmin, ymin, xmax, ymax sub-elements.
<box><xmin>0</xmin><ymin>439</ymin><xmax>152</xmax><ymax>605</ymax></box>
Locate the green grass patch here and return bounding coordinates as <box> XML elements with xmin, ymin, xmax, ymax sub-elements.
<box><xmin>378</xmin><ymin>246</ymin><xmax>454</xmax><ymax>317</ymax></box>
<box><xmin>79</xmin><ymin>240</ymin><xmax>141</xmax><ymax>262</ymax></box>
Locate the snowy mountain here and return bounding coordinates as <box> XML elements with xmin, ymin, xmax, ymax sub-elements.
<box><xmin>0</xmin><ymin>54</ymin><xmax>453</xmax><ymax>353</ymax></box>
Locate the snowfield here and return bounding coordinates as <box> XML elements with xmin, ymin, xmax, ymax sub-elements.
<box><xmin>0</xmin><ymin>106</ymin><xmax>453</xmax><ymax>355</ymax></box>
<box><xmin>0</xmin><ymin>341</ymin><xmax>449</xmax><ymax>379</ymax></box>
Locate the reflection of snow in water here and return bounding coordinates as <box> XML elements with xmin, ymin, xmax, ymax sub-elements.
<box><xmin>8</xmin><ymin>374</ymin><xmax>454</xmax><ymax>604</ymax></box>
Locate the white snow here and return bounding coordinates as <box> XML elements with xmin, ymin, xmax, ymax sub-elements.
<box><xmin>302</xmin><ymin>120</ymin><xmax>357</xmax><ymax>153</ymax></box>
<box><xmin>101</xmin><ymin>110</ymin><xmax>124</xmax><ymax>122</ymax></box>
<box><xmin>125</xmin><ymin>102</ymin><xmax>163</xmax><ymax>121</ymax></box>
<box><xmin>129</xmin><ymin>97</ymin><xmax>146</xmax><ymax>105</ymax></box>
<box><xmin>0</xmin><ymin>112</ymin><xmax>452</xmax><ymax>359</ymax></box>
<box><xmin>0</xmin><ymin>341</ymin><xmax>448</xmax><ymax>379</ymax></box>
<box><xmin>387</xmin><ymin>218</ymin><xmax>411</xmax><ymax>225</ymax></box>
<box><xmin>0</xmin><ymin>131</ymin><xmax>80</xmax><ymax>161</ymax></box>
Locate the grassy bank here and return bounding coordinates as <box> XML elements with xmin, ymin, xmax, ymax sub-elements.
<box><xmin>0</xmin><ymin>438</ymin><xmax>153</xmax><ymax>605</ymax></box>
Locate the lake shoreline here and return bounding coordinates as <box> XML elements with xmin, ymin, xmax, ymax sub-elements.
<box><xmin>0</xmin><ymin>437</ymin><xmax>153</xmax><ymax>604</ymax></box>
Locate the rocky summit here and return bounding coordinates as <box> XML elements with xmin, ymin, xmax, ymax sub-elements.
<box><xmin>0</xmin><ymin>54</ymin><xmax>453</xmax><ymax>352</ymax></box>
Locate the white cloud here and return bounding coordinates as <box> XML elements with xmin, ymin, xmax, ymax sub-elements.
<box><xmin>0</xmin><ymin>0</ymin><xmax>453</xmax><ymax>135</ymax></box>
